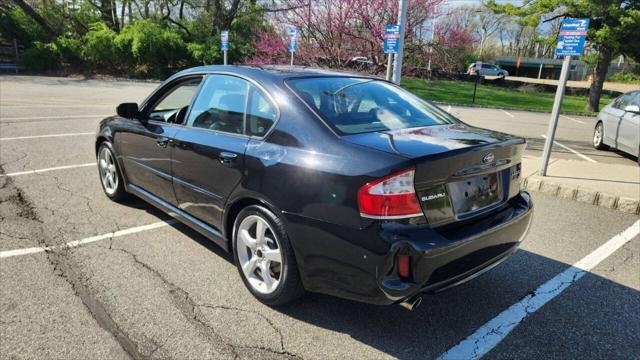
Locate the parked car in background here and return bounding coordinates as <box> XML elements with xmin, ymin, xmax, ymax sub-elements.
<box><xmin>468</xmin><ymin>63</ymin><xmax>509</xmax><ymax>78</ymax></box>
<box><xmin>348</xmin><ymin>56</ymin><xmax>374</xmax><ymax>66</ymax></box>
<box><xmin>593</xmin><ymin>90</ymin><xmax>640</xmax><ymax>164</ymax></box>
<box><xmin>96</xmin><ymin>66</ymin><xmax>533</xmax><ymax>309</ymax></box>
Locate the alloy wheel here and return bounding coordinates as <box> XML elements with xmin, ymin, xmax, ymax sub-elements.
<box><xmin>593</xmin><ymin>124</ymin><xmax>603</xmax><ymax>147</ymax></box>
<box><xmin>236</xmin><ymin>215</ymin><xmax>283</xmax><ymax>294</ymax></box>
<box><xmin>98</xmin><ymin>147</ymin><xmax>119</xmax><ymax>195</ymax></box>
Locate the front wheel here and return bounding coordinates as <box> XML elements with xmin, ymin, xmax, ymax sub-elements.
<box><xmin>593</xmin><ymin>122</ymin><xmax>608</xmax><ymax>150</ymax></box>
<box><xmin>232</xmin><ymin>205</ymin><xmax>305</xmax><ymax>306</ymax></box>
<box><xmin>97</xmin><ymin>142</ymin><xmax>129</xmax><ymax>201</ymax></box>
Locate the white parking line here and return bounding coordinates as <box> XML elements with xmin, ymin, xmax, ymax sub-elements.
<box><xmin>501</xmin><ymin>109</ymin><xmax>515</xmax><ymax>118</ymax></box>
<box><xmin>2</xmin><ymin>163</ymin><xmax>96</xmax><ymax>177</ymax></box>
<box><xmin>1</xmin><ymin>114</ymin><xmax>110</xmax><ymax>121</ymax></box>
<box><xmin>0</xmin><ymin>132</ymin><xmax>94</xmax><ymax>141</ymax></box>
<box><xmin>447</xmin><ymin>105</ymin><xmax>452</xmax><ymax>113</ymax></box>
<box><xmin>2</xmin><ymin>104</ymin><xmax>112</xmax><ymax>108</ymax></box>
<box><xmin>541</xmin><ymin>135</ymin><xmax>597</xmax><ymax>163</ymax></box>
<box><xmin>438</xmin><ymin>220</ymin><xmax>640</xmax><ymax>360</ymax></box>
<box><xmin>560</xmin><ymin>115</ymin><xmax>585</xmax><ymax>125</ymax></box>
<box><xmin>0</xmin><ymin>220</ymin><xmax>179</xmax><ymax>259</ymax></box>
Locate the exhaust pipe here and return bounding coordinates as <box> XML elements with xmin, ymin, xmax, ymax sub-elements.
<box><xmin>399</xmin><ymin>296</ymin><xmax>422</xmax><ymax>311</ymax></box>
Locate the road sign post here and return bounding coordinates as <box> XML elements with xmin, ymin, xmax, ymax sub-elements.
<box><xmin>472</xmin><ymin>61</ymin><xmax>482</xmax><ymax>103</ymax></box>
<box><xmin>288</xmin><ymin>27</ymin><xmax>297</xmax><ymax>66</ymax></box>
<box><xmin>220</xmin><ymin>30</ymin><xmax>229</xmax><ymax>65</ymax></box>
<box><xmin>540</xmin><ymin>18</ymin><xmax>589</xmax><ymax>176</ymax></box>
<box><xmin>391</xmin><ymin>0</ymin><xmax>408</xmax><ymax>85</ymax></box>
<box><xmin>384</xmin><ymin>25</ymin><xmax>400</xmax><ymax>81</ymax></box>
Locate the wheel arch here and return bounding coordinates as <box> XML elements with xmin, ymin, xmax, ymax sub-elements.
<box><xmin>95</xmin><ymin>136</ymin><xmax>109</xmax><ymax>154</ymax></box>
<box><xmin>224</xmin><ymin>195</ymin><xmax>282</xmax><ymax>249</ymax></box>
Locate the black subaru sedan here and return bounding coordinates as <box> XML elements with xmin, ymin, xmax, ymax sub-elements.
<box><xmin>96</xmin><ymin>66</ymin><xmax>533</xmax><ymax>309</ymax></box>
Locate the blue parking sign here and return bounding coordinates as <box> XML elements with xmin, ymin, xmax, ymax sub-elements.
<box><xmin>384</xmin><ymin>25</ymin><xmax>400</xmax><ymax>54</ymax></box>
<box><xmin>289</xmin><ymin>37</ymin><xmax>297</xmax><ymax>52</ymax></box>
<box><xmin>555</xmin><ymin>19</ymin><xmax>589</xmax><ymax>57</ymax></box>
<box><xmin>288</xmin><ymin>27</ymin><xmax>297</xmax><ymax>53</ymax></box>
<box><xmin>220</xmin><ymin>30</ymin><xmax>229</xmax><ymax>51</ymax></box>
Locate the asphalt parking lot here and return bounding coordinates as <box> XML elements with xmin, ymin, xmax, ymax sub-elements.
<box><xmin>1</xmin><ymin>76</ymin><xmax>639</xmax><ymax>359</ymax></box>
<box><xmin>448</xmin><ymin>105</ymin><xmax>638</xmax><ymax>166</ymax></box>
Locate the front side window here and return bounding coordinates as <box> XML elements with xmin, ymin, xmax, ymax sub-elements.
<box><xmin>288</xmin><ymin>77</ymin><xmax>457</xmax><ymax>135</ymax></box>
<box><xmin>148</xmin><ymin>77</ymin><xmax>202</xmax><ymax>122</ymax></box>
<box><xmin>613</xmin><ymin>92</ymin><xmax>635</xmax><ymax>110</ymax></box>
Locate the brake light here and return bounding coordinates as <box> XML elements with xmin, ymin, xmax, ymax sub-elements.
<box><xmin>357</xmin><ymin>167</ymin><xmax>423</xmax><ymax>219</ymax></box>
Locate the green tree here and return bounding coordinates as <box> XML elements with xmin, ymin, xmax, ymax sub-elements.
<box><xmin>487</xmin><ymin>0</ymin><xmax>640</xmax><ymax>112</ymax></box>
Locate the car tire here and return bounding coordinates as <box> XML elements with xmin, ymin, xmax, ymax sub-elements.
<box><xmin>593</xmin><ymin>122</ymin><xmax>609</xmax><ymax>150</ymax></box>
<box><xmin>97</xmin><ymin>141</ymin><xmax>129</xmax><ymax>202</ymax></box>
<box><xmin>232</xmin><ymin>205</ymin><xmax>305</xmax><ymax>306</ymax></box>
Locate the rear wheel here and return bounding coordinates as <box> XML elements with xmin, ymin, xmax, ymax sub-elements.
<box><xmin>232</xmin><ymin>205</ymin><xmax>304</xmax><ymax>306</ymax></box>
<box><xmin>97</xmin><ymin>142</ymin><xmax>129</xmax><ymax>201</ymax></box>
<box><xmin>593</xmin><ymin>122</ymin><xmax>608</xmax><ymax>150</ymax></box>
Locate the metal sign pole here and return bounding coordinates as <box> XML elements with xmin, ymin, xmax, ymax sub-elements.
<box><xmin>540</xmin><ymin>55</ymin><xmax>571</xmax><ymax>176</ymax></box>
<box><xmin>220</xmin><ymin>30</ymin><xmax>229</xmax><ymax>65</ymax></box>
<box><xmin>386</xmin><ymin>54</ymin><xmax>393</xmax><ymax>81</ymax></box>
<box><xmin>288</xmin><ymin>27</ymin><xmax>297</xmax><ymax>66</ymax></box>
<box><xmin>391</xmin><ymin>0</ymin><xmax>408</xmax><ymax>84</ymax></box>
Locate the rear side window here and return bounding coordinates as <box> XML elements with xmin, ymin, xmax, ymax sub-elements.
<box><xmin>185</xmin><ymin>75</ymin><xmax>277</xmax><ymax>137</ymax></box>
<box><xmin>186</xmin><ymin>75</ymin><xmax>248</xmax><ymax>134</ymax></box>
<box><xmin>246</xmin><ymin>89</ymin><xmax>277</xmax><ymax>137</ymax></box>
<box><xmin>288</xmin><ymin>77</ymin><xmax>457</xmax><ymax>135</ymax></box>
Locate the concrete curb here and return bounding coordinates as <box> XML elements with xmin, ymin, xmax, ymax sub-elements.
<box><xmin>431</xmin><ymin>101</ymin><xmax>598</xmax><ymax>117</ymax></box>
<box><xmin>521</xmin><ymin>178</ymin><xmax>640</xmax><ymax>215</ymax></box>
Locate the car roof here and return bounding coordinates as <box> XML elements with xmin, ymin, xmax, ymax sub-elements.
<box><xmin>173</xmin><ymin>65</ymin><xmax>381</xmax><ymax>81</ymax></box>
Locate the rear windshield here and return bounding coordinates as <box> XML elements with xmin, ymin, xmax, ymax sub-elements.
<box><xmin>287</xmin><ymin>77</ymin><xmax>457</xmax><ymax>134</ymax></box>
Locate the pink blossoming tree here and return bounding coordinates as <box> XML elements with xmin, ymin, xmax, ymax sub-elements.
<box><xmin>247</xmin><ymin>0</ymin><xmax>443</xmax><ymax>68</ymax></box>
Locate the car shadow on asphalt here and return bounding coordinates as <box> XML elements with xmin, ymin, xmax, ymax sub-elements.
<box><xmin>122</xmin><ymin>199</ymin><xmax>639</xmax><ymax>358</ymax></box>
<box><xmin>274</xmin><ymin>250</ymin><xmax>639</xmax><ymax>359</ymax></box>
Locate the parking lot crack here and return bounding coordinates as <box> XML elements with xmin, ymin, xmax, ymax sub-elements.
<box><xmin>194</xmin><ymin>304</ymin><xmax>302</xmax><ymax>359</ymax></box>
<box><xmin>0</xmin><ymin>165</ymin><xmax>144</xmax><ymax>360</ymax></box>
<box><xmin>106</xmin><ymin>245</ymin><xmax>240</xmax><ymax>358</ymax></box>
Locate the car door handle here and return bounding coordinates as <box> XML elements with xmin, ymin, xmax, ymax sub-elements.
<box><xmin>157</xmin><ymin>138</ymin><xmax>173</xmax><ymax>148</ymax></box>
<box><xmin>219</xmin><ymin>151</ymin><xmax>238</xmax><ymax>166</ymax></box>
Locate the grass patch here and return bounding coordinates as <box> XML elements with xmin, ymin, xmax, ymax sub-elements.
<box><xmin>402</xmin><ymin>78</ymin><xmax>611</xmax><ymax>115</ymax></box>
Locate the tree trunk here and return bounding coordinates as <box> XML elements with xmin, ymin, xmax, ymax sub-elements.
<box><xmin>127</xmin><ymin>0</ymin><xmax>132</xmax><ymax>23</ymax></box>
<box><xmin>586</xmin><ymin>46</ymin><xmax>613</xmax><ymax>112</ymax></box>
<box><xmin>10</xmin><ymin>0</ymin><xmax>58</xmax><ymax>40</ymax></box>
<box><xmin>120</xmin><ymin>0</ymin><xmax>126</xmax><ymax>28</ymax></box>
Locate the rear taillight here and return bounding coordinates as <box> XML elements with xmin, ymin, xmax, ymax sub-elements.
<box><xmin>357</xmin><ymin>167</ymin><xmax>423</xmax><ymax>219</ymax></box>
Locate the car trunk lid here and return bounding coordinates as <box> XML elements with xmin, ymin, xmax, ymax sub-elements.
<box><xmin>344</xmin><ymin>124</ymin><xmax>526</xmax><ymax>226</ymax></box>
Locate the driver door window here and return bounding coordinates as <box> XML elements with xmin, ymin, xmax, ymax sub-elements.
<box><xmin>148</xmin><ymin>77</ymin><xmax>202</xmax><ymax>124</ymax></box>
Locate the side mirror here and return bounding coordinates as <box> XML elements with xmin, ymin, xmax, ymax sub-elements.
<box><xmin>624</xmin><ymin>104</ymin><xmax>640</xmax><ymax>114</ymax></box>
<box><xmin>117</xmin><ymin>103</ymin><xmax>142</xmax><ymax>119</ymax></box>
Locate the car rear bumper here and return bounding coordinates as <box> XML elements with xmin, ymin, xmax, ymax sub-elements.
<box><xmin>379</xmin><ymin>192</ymin><xmax>533</xmax><ymax>303</ymax></box>
<box><xmin>285</xmin><ymin>192</ymin><xmax>533</xmax><ymax>305</ymax></box>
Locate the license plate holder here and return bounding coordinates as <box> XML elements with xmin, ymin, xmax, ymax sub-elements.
<box><xmin>448</xmin><ymin>173</ymin><xmax>502</xmax><ymax>215</ymax></box>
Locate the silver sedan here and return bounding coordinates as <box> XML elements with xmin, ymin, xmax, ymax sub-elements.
<box><xmin>593</xmin><ymin>90</ymin><xmax>640</xmax><ymax>164</ymax></box>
